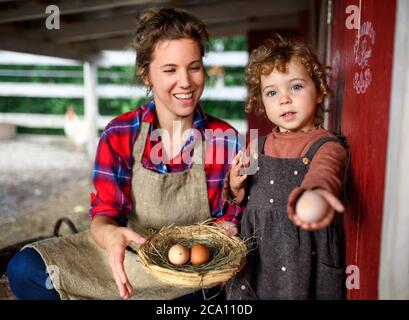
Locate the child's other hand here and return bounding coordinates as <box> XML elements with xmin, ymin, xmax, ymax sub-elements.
<box><xmin>214</xmin><ymin>221</ymin><xmax>239</xmax><ymax>237</ymax></box>
<box><xmin>292</xmin><ymin>189</ymin><xmax>345</xmax><ymax>231</ymax></box>
<box><xmin>229</xmin><ymin>150</ymin><xmax>247</xmax><ymax>195</ymax></box>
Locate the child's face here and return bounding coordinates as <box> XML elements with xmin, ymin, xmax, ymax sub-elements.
<box><xmin>260</xmin><ymin>58</ymin><xmax>322</xmax><ymax>133</ymax></box>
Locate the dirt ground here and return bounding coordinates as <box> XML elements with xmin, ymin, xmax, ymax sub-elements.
<box><xmin>0</xmin><ymin>134</ymin><xmax>94</xmax><ymax>299</ymax></box>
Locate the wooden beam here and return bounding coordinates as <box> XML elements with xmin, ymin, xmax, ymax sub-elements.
<box><xmin>67</xmin><ymin>14</ymin><xmax>299</xmax><ymax>50</ymax></box>
<box><xmin>0</xmin><ymin>30</ymin><xmax>98</xmax><ymax>61</ymax></box>
<box><xmin>0</xmin><ymin>0</ymin><xmax>305</xmax><ymax>57</ymax></box>
<box><xmin>83</xmin><ymin>37</ymin><xmax>135</xmax><ymax>51</ymax></box>
<box><xmin>0</xmin><ymin>0</ymin><xmax>162</xmax><ymax>24</ymax></box>
<box><xmin>190</xmin><ymin>0</ymin><xmax>308</xmax><ymax>23</ymax></box>
<box><xmin>39</xmin><ymin>0</ymin><xmax>306</xmax><ymax>44</ymax></box>
<box><xmin>43</xmin><ymin>14</ymin><xmax>138</xmax><ymax>43</ymax></box>
<box><xmin>207</xmin><ymin>14</ymin><xmax>300</xmax><ymax>38</ymax></box>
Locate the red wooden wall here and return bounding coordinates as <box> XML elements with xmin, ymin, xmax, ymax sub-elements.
<box><xmin>330</xmin><ymin>0</ymin><xmax>396</xmax><ymax>299</ymax></box>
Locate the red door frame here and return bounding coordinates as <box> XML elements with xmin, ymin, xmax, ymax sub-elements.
<box><xmin>330</xmin><ymin>0</ymin><xmax>396</xmax><ymax>299</ymax></box>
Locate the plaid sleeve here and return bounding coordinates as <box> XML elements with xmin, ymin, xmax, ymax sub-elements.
<box><xmin>89</xmin><ymin>127</ymin><xmax>134</xmax><ymax>227</ymax></box>
<box><xmin>209</xmin><ymin>128</ymin><xmax>244</xmax><ymax>225</ymax></box>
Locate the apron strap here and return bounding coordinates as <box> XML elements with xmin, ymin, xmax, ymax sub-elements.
<box><xmin>303</xmin><ymin>136</ymin><xmax>344</xmax><ymax>161</ymax></box>
<box><xmin>134</xmin><ymin>121</ymin><xmax>205</xmax><ymax>168</ymax></box>
<box><xmin>258</xmin><ymin>136</ymin><xmax>267</xmax><ymax>154</ymax></box>
<box><xmin>133</xmin><ymin>121</ymin><xmax>150</xmax><ymax>165</ymax></box>
<box><xmin>192</xmin><ymin>136</ymin><xmax>205</xmax><ymax>166</ymax></box>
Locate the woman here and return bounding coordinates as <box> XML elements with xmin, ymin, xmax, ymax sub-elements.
<box><xmin>7</xmin><ymin>7</ymin><xmax>242</xmax><ymax>300</ymax></box>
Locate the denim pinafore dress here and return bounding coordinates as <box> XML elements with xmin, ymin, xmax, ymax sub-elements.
<box><xmin>226</xmin><ymin>136</ymin><xmax>346</xmax><ymax>300</ymax></box>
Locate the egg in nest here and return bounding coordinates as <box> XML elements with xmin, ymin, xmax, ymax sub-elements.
<box><xmin>168</xmin><ymin>244</ymin><xmax>190</xmax><ymax>266</ymax></box>
<box><xmin>190</xmin><ymin>243</ymin><xmax>210</xmax><ymax>265</ymax></box>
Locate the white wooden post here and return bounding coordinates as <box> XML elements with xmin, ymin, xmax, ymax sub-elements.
<box><xmin>379</xmin><ymin>0</ymin><xmax>409</xmax><ymax>299</ymax></box>
<box><xmin>83</xmin><ymin>58</ymin><xmax>99</xmax><ymax>162</ymax></box>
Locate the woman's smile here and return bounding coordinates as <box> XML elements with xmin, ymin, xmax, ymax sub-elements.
<box><xmin>173</xmin><ymin>91</ymin><xmax>195</xmax><ymax>105</ymax></box>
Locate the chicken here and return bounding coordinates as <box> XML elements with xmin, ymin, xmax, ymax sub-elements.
<box><xmin>64</xmin><ymin>106</ymin><xmax>88</xmax><ymax>150</ymax></box>
<box><xmin>207</xmin><ymin>65</ymin><xmax>225</xmax><ymax>89</ymax></box>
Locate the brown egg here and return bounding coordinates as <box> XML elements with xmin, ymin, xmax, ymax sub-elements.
<box><xmin>168</xmin><ymin>244</ymin><xmax>190</xmax><ymax>266</ymax></box>
<box><xmin>190</xmin><ymin>243</ymin><xmax>210</xmax><ymax>265</ymax></box>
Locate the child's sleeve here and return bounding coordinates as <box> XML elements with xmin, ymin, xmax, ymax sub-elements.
<box><xmin>287</xmin><ymin>141</ymin><xmax>348</xmax><ymax>216</ymax></box>
<box><xmin>222</xmin><ymin>170</ymin><xmax>247</xmax><ymax>206</ymax></box>
<box><xmin>222</xmin><ymin>141</ymin><xmax>253</xmax><ymax>206</ymax></box>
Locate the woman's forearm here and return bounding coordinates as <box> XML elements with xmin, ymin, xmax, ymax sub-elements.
<box><xmin>90</xmin><ymin>215</ymin><xmax>119</xmax><ymax>249</ymax></box>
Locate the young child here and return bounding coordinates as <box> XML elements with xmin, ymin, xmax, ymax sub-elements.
<box><xmin>224</xmin><ymin>36</ymin><xmax>348</xmax><ymax>300</ymax></box>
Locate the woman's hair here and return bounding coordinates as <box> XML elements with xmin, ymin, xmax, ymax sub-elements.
<box><xmin>132</xmin><ymin>7</ymin><xmax>209</xmax><ymax>81</ymax></box>
<box><xmin>245</xmin><ymin>35</ymin><xmax>330</xmax><ymax>124</ymax></box>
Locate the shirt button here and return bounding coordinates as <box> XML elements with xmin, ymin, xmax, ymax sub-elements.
<box><xmin>269</xmin><ymin>198</ymin><xmax>274</xmax><ymax>204</ymax></box>
<box><xmin>257</xmin><ymin>166</ymin><xmax>260</xmax><ymax>171</ymax></box>
<box><xmin>247</xmin><ymin>196</ymin><xmax>250</xmax><ymax>200</ymax></box>
<box><xmin>293</xmin><ymin>170</ymin><xmax>298</xmax><ymax>175</ymax></box>
<box><xmin>302</xmin><ymin>157</ymin><xmax>309</xmax><ymax>165</ymax></box>
<box><xmin>270</xmin><ymin>180</ymin><xmax>274</xmax><ymax>185</ymax></box>
<box><xmin>281</xmin><ymin>266</ymin><xmax>286</xmax><ymax>272</ymax></box>
<box><xmin>241</xmin><ymin>285</ymin><xmax>246</xmax><ymax>290</ymax></box>
<box><xmin>253</xmin><ymin>153</ymin><xmax>259</xmax><ymax>159</ymax></box>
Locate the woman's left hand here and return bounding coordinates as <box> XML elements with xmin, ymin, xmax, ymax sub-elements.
<box><xmin>291</xmin><ymin>189</ymin><xmax>345</xmax><ymax>231</ymax></box>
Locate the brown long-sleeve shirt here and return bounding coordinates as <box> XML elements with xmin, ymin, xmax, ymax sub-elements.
<box><xmin>223</xmin><ymin>126</ymin><xmax>348</xmax><ymax>218</ymax></box>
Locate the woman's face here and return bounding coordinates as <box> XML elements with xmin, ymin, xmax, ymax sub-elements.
<box><xmin>145</xmin><ymin>38</ymin><xmax>205</xmax><ymax>120</ymax></box>
<box><xmin>260</xmin><ymin>58</ymin><xmax>322</xmax><ymax>133</ymax></box>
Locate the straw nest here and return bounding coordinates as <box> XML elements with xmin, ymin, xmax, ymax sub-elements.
<box><xmin>137</xmin><ymin>222</ymin><xmax>248</xmax><ymax>288</ymax></box>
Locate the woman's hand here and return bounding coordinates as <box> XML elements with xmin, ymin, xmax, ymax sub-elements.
<box><xmin>214</xmin><ymin>221</ymin><xmax>238</xmax><ymax>237</ymax></box>
<box><xmin>229</xmin><ymin>150</ymin><xmax>247</xmax><ymax>198</ymax></box>
<box><xmin>90</xmin><ymin>216</ymin><xmax>146</xmax><ymax>299</ymax></box>
<box><xmin>102</xmin><ymin>226</ymin><xmax>146</xmax><ymax>299</ymax></box>
<box><xmin>291</xmin><ymin>189</ymin><xmax>345</xmax><ymax>231</ymax></box>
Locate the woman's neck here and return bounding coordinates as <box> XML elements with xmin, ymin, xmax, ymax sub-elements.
<box><xmin>154</xmin><ymin>104</ymin><xmax>194</xmax><ymax>161</ymax></box>
<box><xmin>155</xmin><ymin>111</ymin><xmax>193</xmax><ymax>137</ymax></box>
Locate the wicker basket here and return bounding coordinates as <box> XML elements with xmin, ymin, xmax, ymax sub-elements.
<box><xmin>137</xmin><ymin>223</ymin><xmax>247</xmax><ymax>288</ymax></box>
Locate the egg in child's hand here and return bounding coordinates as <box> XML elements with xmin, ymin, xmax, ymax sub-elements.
<box><xmin>295</xmin><ymin>190</ymin><xmax>328</xmax><ymax>223</ymax></box>
<box><xmin>190</xmin><ymin>243</ymin><xmax>210</xmax><ymax>265</ymax></box>
<box><xmin>168</xmin><ymin>244</ymin><xmax>190</xmax><ymax>266</ymax></box>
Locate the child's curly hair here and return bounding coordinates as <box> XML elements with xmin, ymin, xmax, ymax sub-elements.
<box><xmin>245</xmin><ymin>35</ymin><xmax>331</xmax><ymax>125</ymax></box>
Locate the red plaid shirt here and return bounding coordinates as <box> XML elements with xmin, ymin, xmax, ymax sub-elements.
<box><xmin>89</xmin><ymin>101</ymin><xmax>243</xmax><ymax>226</ymax></box>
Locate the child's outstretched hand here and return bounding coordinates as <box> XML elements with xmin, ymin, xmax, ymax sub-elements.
<box><xmin>214</xmin><ymin>221</ymin><xmax>238</xmax><ymax>237</ymax></box>
<box><xmin>229</xmin><ymin>150</ymin><xmax>247</xmax><ymax>197</ymax></box>
<box><xmin>291</xmin><ymin>189</ymin><xmax>345</xmax><ymax>231</ymax></box>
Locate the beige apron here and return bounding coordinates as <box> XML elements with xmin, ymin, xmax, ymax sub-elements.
<box><xmin>25</xmin><ymin>121</ymin><xmax>211</xmax><ymax>300</ymax></box>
